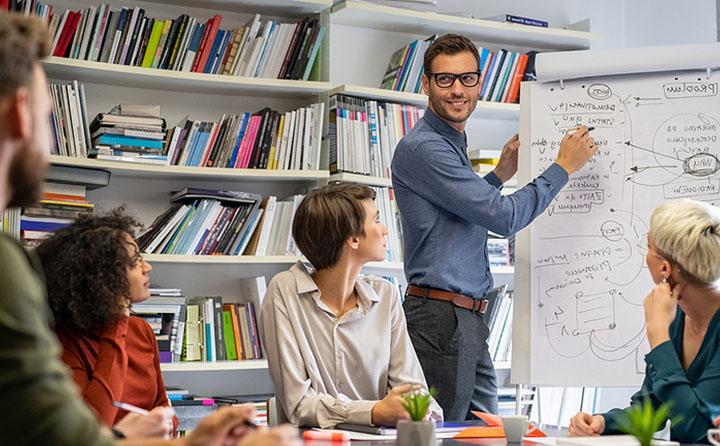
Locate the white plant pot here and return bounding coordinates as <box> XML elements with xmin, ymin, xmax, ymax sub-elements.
<box><xmin>396</xmin><ymin>420</ymin><xmax>436</xmax><ymax>446</ymax></box>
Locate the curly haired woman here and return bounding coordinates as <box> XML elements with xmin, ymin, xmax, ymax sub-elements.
<box><xmin>36</xmin><ymin>208</ymin><xmax>176</xmax><ymax>439</ymax></box>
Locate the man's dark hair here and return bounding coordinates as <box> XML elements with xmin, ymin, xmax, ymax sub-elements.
<box><xmin>0</xmin><ymin>12</ymin><xmax>51</xmax><ymax>97</ymax></box>
<box><xmin>36</xmin><ymin>208</ymin><xmax>143</xmax><ymax>336</ymax></box>
<box><xmin>292</xmin><ymin>183</ymin><xmax>376</xmax><ymax>270</ymax></box>
<box><xmin>424</xmin><ymin>33</ymin><xmax>480</xmax><ymax>73</ymax></box>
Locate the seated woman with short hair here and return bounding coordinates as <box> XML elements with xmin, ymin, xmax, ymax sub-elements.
<box><xmin>569</xmin><ymin>198</ymin><xmax>720</xmax><ymax>443</ymax></box>
<box><xmin>36</xmin><ymin>209</ymin><xmax>176</xmax><ymax>439</ymax></box>
<box><xmin>260</xmin><ymin>183</ymin><xmax>442</xmax><ymax>428</ymax></box>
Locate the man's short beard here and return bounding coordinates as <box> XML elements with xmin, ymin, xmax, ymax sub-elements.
<box><xmin>429</xmin><ymin>94</ymin><xmax>475</xmax><ymax>124</ymax></box>
<box><xmin>7</xmin><ymin>141</ymin><xmax>45</xmax><ymax>208</ymax></box>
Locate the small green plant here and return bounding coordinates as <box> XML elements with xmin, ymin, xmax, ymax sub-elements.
<box><xmin>402</xmin><ymin>387</ymin><xmax>438</xmax><ymax>422</ymax></box>
<box><xmin>616</xmin><ymin>399</ymin><xmax>680</xmax><ymax>446</ymax></box>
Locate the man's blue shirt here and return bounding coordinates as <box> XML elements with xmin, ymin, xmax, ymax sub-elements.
<box><xmin>391</xmin><ymin>107</ymin><xmax>569</xmax><ymax>299</ymax></box>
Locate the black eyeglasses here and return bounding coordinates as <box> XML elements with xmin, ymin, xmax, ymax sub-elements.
<box><xmin>426</xmin><ymin>71</ymin><xmax>481</xmax><ymax>88</ymax></box>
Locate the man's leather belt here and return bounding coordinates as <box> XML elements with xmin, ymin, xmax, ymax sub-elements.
<box><xmin>406</xmin><ymin>284</ymin><xmax>489</xmax><ymax>313</ymax></box>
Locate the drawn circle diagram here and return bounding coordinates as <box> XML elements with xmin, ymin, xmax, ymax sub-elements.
<box><xmin>634</xmin><ymin>113</ymin><xmax>720</xmax><ymax>186</ymax></box>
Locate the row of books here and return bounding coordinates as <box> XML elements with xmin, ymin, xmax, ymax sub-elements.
<box><xmin>477</xmin><ymin>48</ymin><xmax>537</xmax><ymax>103</ymax></box>
<box><xmin>37</xmin><ymin>1</ymin><xmax>324</xmax><ymax>81</ymax></box>
<box><xmin>329</xmin><ymin>94</ymin><xmax>424</xmax><ymax>178</ymax></box>
<box><xmin>137</xmin><ymin>188</ymin><xmax>264</xmax><ymax>256</ymax></box>
<box><xmin>49</xmin><ymin>80</ymin><xmax>326</xmax><ymax>170</ymax></box>
<box><xmin>49</xmin><ymin>81</ymin><xmax>91</xmax><ymax>158</ymax></box>
<box><xmin>380</xmin><ymin>34</ymin><xmax>436</xmax><ymax>94</ymax></box>
<box><xmin>484</xmin><ymin>285</ymin><xmax>513</xmax><ymax>363</ymax></box>
<box><xmin>163</xmin><ymin>103</ymin><xmax>325</xmax><ymax>170</ymax></box>
<box><xmin>1</xmin><ymin>183</ymin><xmax>94</xmax><ymax>246</ymax></box>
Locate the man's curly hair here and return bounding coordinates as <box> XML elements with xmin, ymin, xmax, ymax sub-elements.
<box><xmin>36</xmin><ymin>207</ymin><xmax>143</xmax><ymax>336</ymax></box>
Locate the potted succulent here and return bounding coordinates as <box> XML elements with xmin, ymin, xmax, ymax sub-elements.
<box><xmin>396</xmin><ymin>388</ymin><xmax>437</xmax><ymax>446</ymax></box>
<box><xmin>616</xmin><ymin>399</ymin><xmax>680</xmax><ymax>446</ymax></box>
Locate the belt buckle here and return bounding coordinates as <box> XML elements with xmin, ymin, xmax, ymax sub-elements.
<box><xmin>473</xmin><ymin>298</ymin><xmax>489</xmax><ymax>314</ymax></box>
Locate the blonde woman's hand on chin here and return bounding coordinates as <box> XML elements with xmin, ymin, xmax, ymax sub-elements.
<box><xmin>644</xmin><ymin>281</ymin><xmax>683</xmax><ymax>349</ymax></box>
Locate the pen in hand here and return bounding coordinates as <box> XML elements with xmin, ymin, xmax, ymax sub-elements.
<box><xmin>112</xmin><ymin>401</ymin><xmax>150</xmax><ymax>415</ymax></box>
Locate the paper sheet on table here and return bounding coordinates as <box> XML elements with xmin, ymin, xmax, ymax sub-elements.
<box><xmin>313</xmin><ymin>429</ymin><xmax>460</xmax><ymax>440</ymax></box>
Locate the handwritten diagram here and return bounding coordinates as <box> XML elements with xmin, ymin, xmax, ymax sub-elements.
<box><xmin>525</xmin><ymin>70</ymin><xmax>720</xmax><ymax>386</ymax></box>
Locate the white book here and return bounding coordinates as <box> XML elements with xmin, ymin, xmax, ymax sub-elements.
<box><xmin>232</xmin><ymin>14</ymin><xmax>261</xmax><ymax>76</ymax></box>
<box><xmin>312</xmin><ymin>102</ymin><xmax>325</xmax><ymax>170</ymax></box>
<box><xmin>60</xmin><ymin>85</ymin><xmax>78</xmax><ymax>157</ymax></box>
<box><xmin>147</xmin><ymin>204</ymin><xmax>191</xmax><ymax>254</ymax></box>
<box><xmin>285</xmin><ymin>195</ymin><xmax>303</xmax><ymax>255</ymax></box>
<box><xmin>69</xmin><ymin>81</ymin><xmax>87</xmax><ymax>157</ymax></box>
<box><xmin>254</xmin><ymin>196</ymin><xmax>277</xmax><ymax>256</ymax></box>
<box><xmin>78</xmin><ymin>6</ymin><xmax>97</xmax><ymax>61</ymax></box>
<box><xmin>229</xmin><ymin>25</ymin><xmax>251</xmax><ymax>75</ymax></box>
<box><xmin>272</xmin><ymin>23</ymin><xmax>297</xmax><ymax>78</ymax></box>
<box><xmin>260</xmin><ymin>23</ymin><xmax>287</xmax><ymax>78</ymax></box>
<box><xmin>95</xmin><ymin>154</ymin><xmax>167</xmax><ymax>164</ymax></box>
<box><xmin>44</xmin><ymin>182</ymin><xmax>86</xmax><ymax>197</ymax></box>
<box><xmin>77</xmin><ymin>83</ymin><xmax>92</xmax><ymax>156</ymax></box>
<box><xmin>298</xmin><ymin>107</ymin><xmax>315</xmax><ymax>170</ymax></box>
<box><xmin>267</xmin><ymin>201</ymin><xmax>289</xmax><ymax>255</ymax></box>
<box><xmin>253</xmin><ymin>21</ymin><xmax>277</xmax><ymax>77</ymax></box>
<box><xmin>241</xmin><ymin>36</ymin><xmax>265</xmax><ymax>77</ymax></box>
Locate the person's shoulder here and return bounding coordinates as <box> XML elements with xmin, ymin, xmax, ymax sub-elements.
<box><xmin>0</xmin><ymin>233</ymin><xmax>31</xmax><ymax>271</ymax></box>
<box><xmin>129</xmin><ymin>315</ymin><xmax>157</xmax><ymax>340</ymax></box>
<box><xmin>265</xmin><ymin>269</ymin><xmax>300</xmax><ymax>303</ymax></box>
<box><xmin>360</xmin><ymin>275</ymin><xmax>401</xmax><ymax>303</ymax></box>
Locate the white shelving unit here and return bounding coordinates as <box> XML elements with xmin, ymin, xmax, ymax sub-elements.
<box><xmin>42</xmin><ymin>57</ymin><xmax>331</xmax><ymax>97</ymax></box>
<box><xmin>40</xmin><ymin>0</ymin><xmax>599</xmax><ymax>404</ymax></box>
<box><xmin>331</xmin><ymin>1</ymin><xmax>599</xmax><ymax>51</ymax></box>
<box><xmin>49</xmin><ymin>155</ymin><xmax>329</xmax><ymax>182</ymax></box>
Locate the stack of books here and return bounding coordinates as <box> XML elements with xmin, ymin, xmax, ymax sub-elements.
<box><xmin>166</xmin><ymin>103</ymin><xmax>324</xmax><ymax>170</ymax></box>
<box><xmin>29</xmin><ymin>2</ymin><xmax>325</xmax><ymax>81</ymax></box>
<box><xmin>380</xmin><ymin>35</ymin><xmax>436</xmax><ymax>93</ymax></box>
<box><xmin>132</xmin><ymin>288</ymin><xmax>186</xmax><ymax>363</ymax></box>
<box><xmin>10</xmin><ymin>183</ymin><xmax>94</xmax><ymax>247</ymax></box>
<box><xmin>329</xmin><ymin>95</ymin><xmax>424</xmax><ymax>178</ymax></box>
<box><xmin>49</xmin><ymin>81</ymin><xmax>92</xmax><ymax>158</ymax></box>
<box><xmin>90</xmin><ymin>108</ymin><xmax>167</xmax><ymax>164</ymax></box>
<box><xmin>137</xmin><ymin>187</ymin><xmax>264</xmax><ymax>256</ymax></box>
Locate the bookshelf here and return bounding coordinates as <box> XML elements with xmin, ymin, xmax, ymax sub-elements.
<box><xmin>49</xmin><ymin>155</ymin><xmax>329</xmax><ymax>182</ymax></box>
<box><xmin>42</xmin><ymin>57</ymin><xmax>331</xmax><ymax>97</ymax></box>
<box><xmin>330</xmin><ymin>1</ymin><xmax>599</xmax><ymax>51</ymax></box>
<box><xmin>32</xmin><ymin>0</ymin><xmax>601</xmax><ymax>405</ymax></box>
<box><xmin>161</xmin><ymin>359</ymin><xmax>268</xmax><ymax>372</ymax></box>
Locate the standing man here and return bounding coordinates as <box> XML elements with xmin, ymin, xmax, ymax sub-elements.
<box><xmin>0</xmin><ymin>12</ymin><xmax>297</xmax><ymax>446</ymax></box>
<box><xmin>391</xmin><ymin>33</ymin><xmax>597</xmax><ymax>420</ymax></box>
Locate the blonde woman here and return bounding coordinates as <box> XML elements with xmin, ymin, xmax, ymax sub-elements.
<box><xmin>569</xmin><ymin>199</ymin><xmax>720</xmax><ymax>443</ymax></box>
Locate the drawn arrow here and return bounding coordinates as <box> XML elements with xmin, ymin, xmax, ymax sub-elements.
<box><xmin>628</xmin><ymin>164</ymin><xmax>679</xmax><ymax>173</ymax></box>
<box><xmin>633</xmin><ymin>96</ymin><xmax>661</xmax><ymax>101</ymax></box>
<box><xmin>624</xmin><ymin>141</ymin><xmax>682</xmax><ymax>161</ymax></box>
